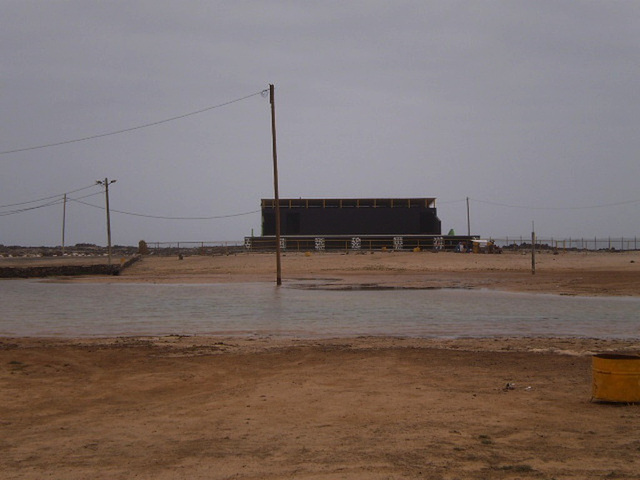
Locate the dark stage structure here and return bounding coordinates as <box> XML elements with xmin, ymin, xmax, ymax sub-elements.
<box><xmin>245</xmin><ymin>198</ymin><xmax>476</xmax><ymax>251</ymax></box>
<box><xmin>262</xmin><ymin>198</ymin><xmax>441</xmax><ymax>236</ymax></box>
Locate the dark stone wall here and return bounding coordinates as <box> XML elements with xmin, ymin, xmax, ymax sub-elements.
<box><xmin>0</xmin><ymin>256</ymin><xmax>141</xmax><ymax>278</ymax></box>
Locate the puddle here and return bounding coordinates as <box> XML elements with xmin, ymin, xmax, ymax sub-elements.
<box><xmin>1</xmin><ymin>280</ymin><xmax>639</xmax><ymax>338</ymax></box>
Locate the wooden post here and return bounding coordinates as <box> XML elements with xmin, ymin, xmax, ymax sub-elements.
<box><xmin>105</xmin><ymin>180</ymin><xmax>112</xmax><ymax>265</ymax></box>
<box><xmin>61</xmin><ymin>193</ymin><xmax>67</xmax><ymax>256</ymax></box>
<box><xmin>531</xmin><ymin>222</ymin><xmax>536</xmax><ymax>275</ymax></box>
<box><xmin>97</xmin><ymin>178</ymin><xmax>116</xmax><ymax>265</ymax></box>
<box><xmin>466</xmin><ymin>197</ymin><xmax>471</xmax><ymax>237</ymax></box>
<box><xmin>270</xmin><ymin>84</ymin><xmax>282</xmax><ymax>286</ymax></box>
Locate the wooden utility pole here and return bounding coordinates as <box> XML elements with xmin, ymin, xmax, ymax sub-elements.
<box><xmin>270</xmin><ymin>84</ymin><xmax>282</xmax><ymax>286</ymax></box>
<box><xmin>105</xmin><ymin>180</ymin><xmax>112</xmax><ymax>265</ymax></box>
<box><xmin>97</xmin><ymin>178</ymin><xmax>116</xmax><ymax>265</ymax></box>
<box><xmin>531</xmin><ymin>221</ymin><xmax>536</xmax><ymax>275</ymax></box>
<box><xmin>466</xmin><ymin>197</ymin><xmax>471</xmax><ymax>237</ymax></box>
<box><xmin>61</xmin><ymin>193</ymin><xmax>67</xmax><ymax>256</ymax></box>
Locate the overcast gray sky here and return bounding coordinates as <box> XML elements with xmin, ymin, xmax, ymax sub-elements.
<box><xmin>2</xmin><ymin>1</ymin><xmax>639</xmax><ymax>247</ymax></box>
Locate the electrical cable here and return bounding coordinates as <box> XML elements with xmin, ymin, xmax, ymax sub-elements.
<box><xmin>68</xmin><ymin>198</ymin><xmax>259</xmax><ymax>220</ymax></box>
<box><xmin>471</xmin><ymin>197</ymin><xmax>640</xmax><ymax>210</ymax></box>
<box><xmin>0</xmin><ymin>198</ymin><xmax>64</xmax><ymax>216</ymax></box>
<box><xmin>0</xmin><ymin>184</ymin><xmax>99</xmax><ymax>208</ymax></box>
<box><xmin>0</xmin><ymin>189</ymin><xmax>102</xmax><ymax>217</ymax></box>
<box><xmin>69</xmin><ymin>191</ymin><xmax>104</xmax><ymax>201</ymax></box>
<box><xmin>0</xmin><ymin>89</ymin><xmax>269</xmax><ymax>156</ymax></box>
<box><xmin>0</xmin><ymin>183</ymin><xmax>257</xmax><ymax>220</ymax></box>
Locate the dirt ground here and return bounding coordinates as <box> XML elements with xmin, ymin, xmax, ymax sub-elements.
<box><xmin>2</xmin><ymin>251</ymin><xmax>639</xmax><ymax>479</ymax></box>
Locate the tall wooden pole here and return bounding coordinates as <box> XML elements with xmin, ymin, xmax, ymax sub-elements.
<box><xmin>104</xmin><ymin>178</ymin><xmax>113</xmax><ymax>265</ymax></box>
<box><xmin>466</xmin><ymin>197</ymin><xmax>471</xmax><ymax>237</ymax></box>
<box><xmin>61</xmin><ymin>193</ymin><xmax>67</xmax><ymax>256</ymax></box>
<box><xmin>97</xmin><ymin>178</ymin><xmax>116</xmax><ymax>265</ymax></box>
<box><xmin>531</xmin><ymin>221</ymin><xmax>536</xmax><ymax>275</ymax></box>
<box><xmin>270</xmin><ymin>84</ymin><xmax>282</xmax><ymax>286</ymax></box>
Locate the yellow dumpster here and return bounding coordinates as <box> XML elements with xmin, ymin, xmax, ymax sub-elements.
<box><xmin>592</xmin><ymin>353</ymin><xmax>640</xmax><ymax>403</ymax></box>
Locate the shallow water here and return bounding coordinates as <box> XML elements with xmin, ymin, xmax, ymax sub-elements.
<box><xmin>1</xmin><ymin>280</ymin><xmax>639</xmax><ymax>338</ymax></box>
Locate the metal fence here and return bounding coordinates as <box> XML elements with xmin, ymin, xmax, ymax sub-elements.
<box><xmin>243</xmin><ymin>235</ymin><xmax>477</xmax><ymax>252</ymax></box>
<box><xmin>147</xmin><ymin>236</ymin><xmax>639</xmax><ymax>254</ymax></box>
<box><xmin>149</xmin><ymin>241</ymin><xmax>244</xmax><ymax>255</ymax></box>
<box><xmin>492</xmin><ymin>236</ymin><xmax>638</xmax><ymax>251</ymax></box>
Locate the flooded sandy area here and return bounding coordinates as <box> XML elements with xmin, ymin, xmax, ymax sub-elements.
<box><xmin>2</xmin><ymin>279</ymin><xmax>639</xmax><ymax>338</ymax></box>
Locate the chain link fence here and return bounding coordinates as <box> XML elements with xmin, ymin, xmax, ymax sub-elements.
<box><xmin>148</xmin><ymin>241</ymin><xmax>244</xmax><ymax>256</ymax></box>
<box><xmin>145</xmin><ymin>236</ymin><xmax>638</xmax><ymax>255</ymax></box>
<box><xmin>492</xmin><ymin>236</ymin><xmax>638</xmax><ymax>251</ymax></box>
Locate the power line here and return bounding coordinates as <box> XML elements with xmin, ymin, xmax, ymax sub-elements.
<box><xmin>69</xmin><ymin>198</ymin><xmax>259</xmax><ymax>220</ymax></box>
<box><xmin>0</xmin><ymin>89</ymin><xmax>269</xmax><ymax>156</ymax></box>
<box><xmin>471</xmin><ymin>197</ymin><xmax>640</xmax><ymax>210</ymax></box>
<box><xmin>0</xmin><ymin>189</ymin><xmax>103</xmax><ymax>217</ymax></box>
<box><xmin>0</xmin><ymin>182</ymin><xmax>258</xmax><ymax>220</ymax></box>
<box><xmin>0</xmin><ymin>198</ymin><xmax>64</xmax><ymax>216</ymax></box>
<box><xmin>70</xmin><ymin>191</ymin><xmax>104</xmax><ymax>201</ymax></box>
<box><xmin>0</xmin><ymin>184</ymin><xmax>98</xmax><ymax>208</ymax></box>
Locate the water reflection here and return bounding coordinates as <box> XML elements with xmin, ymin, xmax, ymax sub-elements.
<box><xmin>1</xmin><ymin>280</ymin><xmax>638</xmax><ymax>338</ymax></box>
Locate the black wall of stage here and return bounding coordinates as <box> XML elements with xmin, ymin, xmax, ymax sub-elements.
<box><xmin>262</xmin><ymin>207</ymin><xmax>441</xmax><ymax>236</ymax></box>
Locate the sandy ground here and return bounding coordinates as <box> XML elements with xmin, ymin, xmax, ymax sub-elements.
<box><xmin>2</xmin><ymin>251</ymin><xmax>640</xmax><ymax>479</ymax></box>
